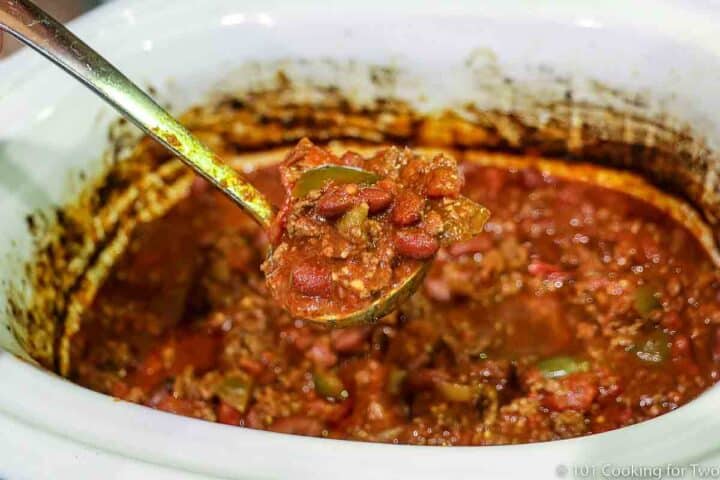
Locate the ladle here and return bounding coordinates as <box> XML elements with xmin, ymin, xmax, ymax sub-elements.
<box><xmin>0</xmin><ymin>0</ymin><xmax>429</xmax><ymax>326</ymax></box>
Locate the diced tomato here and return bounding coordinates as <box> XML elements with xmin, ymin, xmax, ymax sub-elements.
<box><xmin>269</xmin><ymin>416</ymin><xmax>325</xmax><ymax>436</ymax></box>
<box><xmin>238</xmin><ymin>357</ymin><xmax>265</xmax><ymax>377</ymax></box>
<box><xmin>190</xmin><ymin>175</ymin><xmax>210</xmax><ymax>196</ymax></box>
<box><xmin>152</xmin><ymin>392</ymin><xmax>209</xmax><ymax>420</ymax></box>
<box><xmin>170</xmin><ymin>332</ymin><xmax>220</xmax><ymax>375</ymax></box>
<box><xmin>244</xmin><ymin>406</ymin><xmax>265</xmax><ymax>430</ymax></box>
<box><xmin>591</xmin><ymin>404</ymin><xmax>634</xmax><ymax>433</ymax></box>
<box><xmin>330</xmin><ymin>327</ymin><xmax>371</xmax><ymax>354</ymax></box>
<box><xmin>404</xmin><ymin>368</ymin><xmax>449</xmax><ymax>391</ymax></box>
<box><xmin>217</xmin><ymin>401</ymin><xmax>242</xmax><ymax>426</ymax></box>
<box><xmin>128</xmin><ymin>350</ymin><xmax>165</xmax><ymax>392</ymax></box>
<box><xmin>528</xmin><ymin>260</ymin><xmax>566</xmax><ymax>278</ymax></box>
<box><xmin>480</xmin><ymin>167</ymin><xmax>508</xmax><ymax>199</ymax></box>
<box><xmin>671</xmin><ymin>335</ymin><xmax>700</xmax><ymax>376</ymax></box>
<box><xmin>305</xmin><ymin>398</ymin><xmax>352</xmax><ymax>424</ymax></box>
<box><xmin>542</xmin><ymin>373</ymin><xmax>597</xmax><ymax>413</ymax></box>
<box><xmin>423</xmin><ymin>274</ymin><xmax>452</xmax><ymax>302</ymax></box>
<box><xmin>448</xmin><ymin>235</ymin><xmax>493</xmax><ymax>256</ymax></box>
<box><xmin>269</xmin><ymin>197</ymin><xmax>292</xmax><ymax>246</ymax></box>
<box><xmin>713</xmin><ymin>327</ymin><xmax>720</xmax><ymax>363</ymax></box>
<box><xmin>661</xmin><ymin>311</ymin><xmax>682</xmax><ymax>332</ymax></box>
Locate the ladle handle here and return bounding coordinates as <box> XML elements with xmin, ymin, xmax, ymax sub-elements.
<box><xmin>0</xmin><ymin>0</ymin><xmax>274</xmax><ymax>229</ymax></box>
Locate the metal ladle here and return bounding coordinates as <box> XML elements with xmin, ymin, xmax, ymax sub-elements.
<box><xmin>0</xmin><ymin>0</ymin><xmax>428</xmax><ymax>326</ymax></box>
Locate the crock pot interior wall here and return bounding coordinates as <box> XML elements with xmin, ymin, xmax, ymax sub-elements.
<box><xmin>7</xmin><ymin>62</ymin><xmax>720</xmax><ymax>374</ymax></box>
<box><xmin>1</xmin><ymin>5</ymin><xmax>719</xmax><ymax>375</ymax></box>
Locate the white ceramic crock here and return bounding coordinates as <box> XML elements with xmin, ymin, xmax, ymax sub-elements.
<box><xmin>2</xmin><ymin>1</ymin><xmax>720</xmax><ymax>478</ymax></box>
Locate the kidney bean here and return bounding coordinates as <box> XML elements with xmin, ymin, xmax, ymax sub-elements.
<box><xmin>359</xmin><ymin>187</ymin><xmax>394</xmax><ymax>213</ymax></box>
<box><xmin>713</xmin><ymin>328</ymin><xmax>720</xmax><ymax>363</ymax></box>
<box><xmin>291</xmin><ymin>262</ymin><xmax>332</xmax><ymax>297</ymax></box>
<box><xmin>448</xmin><ymin>235</ymin><xmax>493</xmax><ymax>256</ymax></box>
<box><xmin>306</xmin><ymin>339</ymin><xmax>338</xmax><ymax>368</ymax></box>
<box><xmin>425</xmin><ymin>166</ymin><xmax>461</xmax><ymax>197</ymax></box>
<box><xmin>316</xmin><ymin>186</ymin><xmax>358</xmax><ymax>218</ymax></box>
<box><xmin>528</xmin><ymin>261</ymin><xmax>571</xmax><ymax>282</ymax></box>
<box><xmin>391</xmin><ymin>191</ymin><xmax>424</xmax><ymax>226</ymax></box>
<box><xmin>331</xmin><ymin>326</ymin><xmax>372</xmax><ymax>353</ymax></box>
<box><xmin>394</xmin><ymin>230</ymin><xmax>439</xmax><ymax>259</ymax></box>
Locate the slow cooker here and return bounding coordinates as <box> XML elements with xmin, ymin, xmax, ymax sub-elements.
<box><xmin>1</xmin><ymin>1</ymin><xmax>720</xmax><ymax>478</ymax></box>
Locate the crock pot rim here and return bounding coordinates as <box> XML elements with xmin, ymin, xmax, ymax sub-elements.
<box><xmin>3</xmin><ymin>0</ymin><xmax>720</xmax><ymax>477</ymax></box>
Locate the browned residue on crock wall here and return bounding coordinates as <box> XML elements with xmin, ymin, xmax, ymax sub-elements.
<box><xmin>6</xmin><ymin>70</ymin><xmax>720</xmax><ymax>373</ymax></box>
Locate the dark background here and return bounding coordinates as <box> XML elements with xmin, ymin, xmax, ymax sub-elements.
<box><xmin>1</xmin><ymin>0</ymin><xmax>106</xmax><ymax>58</ymax></box>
